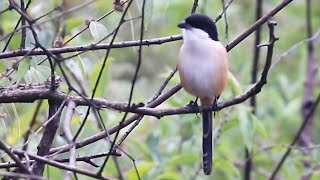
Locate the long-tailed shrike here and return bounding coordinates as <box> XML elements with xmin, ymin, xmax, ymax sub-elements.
<box><xmin>177</xmin><ymin>14</ymin><xmax>228</xmax><ymax>175</ymax></box>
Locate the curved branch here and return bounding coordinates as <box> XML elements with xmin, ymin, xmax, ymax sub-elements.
<box><xmin>0</xmin><ymin>0</ymin><xmax>293</xmax><ymax>60</ymax></box>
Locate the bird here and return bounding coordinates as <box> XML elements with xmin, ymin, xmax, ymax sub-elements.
<box><xmin>177</xmin><ymin>13</ymin><xmax>228</xmax><ymax>175</ymax></box>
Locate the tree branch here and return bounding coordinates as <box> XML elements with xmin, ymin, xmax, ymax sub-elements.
<box><xmin>32</xmin><ymin>100</ymin><xmax>62</xmax><ymax>175</ymax></box>
<box><xmin>12</xmin><ymin>150</ymin><xmax>114</xmax><ymax>180</ymax></box>
<box><xmin>269</xmin><ymin>94</ymin><xmax>320</xmax><ymax>179</ymax></box>
<box><xmin>0</xmin><ymin>140</ymin><xmax>31</xmax><ymax>174</ymax></box>
<box><xmin>0</xmin><ymin>0</ymin><xmax>293</xmax><ymax>60</ymax></box>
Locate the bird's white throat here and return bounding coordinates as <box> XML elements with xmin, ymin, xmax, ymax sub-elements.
<box><xmin>182</xmin><ymin>28</ymin><xmax>210</xmax><ymax>42</ymax></box>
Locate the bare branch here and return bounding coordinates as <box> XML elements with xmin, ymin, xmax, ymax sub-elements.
<box><xmin>226</xmin><ymin>0</ymin><xmax>293</xmax><ymax>50</ymax></box>
<box><xmin>0</xmin><ymin>0</ymin><xmax>294</xmax><ymax>60</ymax></box>
<box><xmin>0</xmin><ymin>151</ymin><xmax>121</xmax><ymax>169</ymax></box>
<box><xmin>0</xmin><ymin>35</ymin><xmax>182</xmax><ymax>59</ymax></box>
<box><xmin>13</xmin><ymin>150</ymin><xmax>114</xmax><ymax>180</ymax></box>
<box><xmin>0</xmin><ymin>172</ymin><xmax>44</xmax><ymax>180</ymax></box>
<box><xmin>72</xmin><ymin>0</ymin><xmax>136</xmax><ymax>141</ymax></box>
<box><xmin>63</xmin><ymin>101</ymin><xmax>76</xmax><ymax>180</ymax></box>
<box><xmin>245</xmin><ymin>0</ymin><xmax>263</xmax><ymax>178</ymax></box>
<box><xmin>191</xmin><ymin>0</ymin><xmax>199</xmax><ymax>13</ymax></box>
<box><xmin>0</xmin><ymin>140</ymin><xmax>31</xmax><ymax>174</ymax></box>
<box><xmin>269</xmin><ymin>93</ymin><xmax>320</xmax><ymax>179</ymax></box>
<box><xmin>32</xmin><ymin>101</ymin><xmax>62</xmax><ymax>175</ymax></box>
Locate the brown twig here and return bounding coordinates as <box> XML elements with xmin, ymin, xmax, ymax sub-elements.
<box><xmin>19</xmin><ymin>0</ymin><xmax>27</xmax><ymax>49</ymax></box>
<box><xmin>0</xmin><ymin>151</ymin><xmax>121</xmax><ymax>169</ymax></box>
<box><xmin>1</xmin><ymin>0</ymin><xmax>31</xmax><ymax>52</ymax></box>
<box><xmin>191</xmin><ymin>0</ymin><xmax>199</xmax><ymax>13</ymax></box>
<box><xmin>63</xmin><ymin>101</ymin><xmax>76</xmax><ymax>180</ymax></box>
<box><xmin>269</xmin><ymin>94</ymin><xmax>320</xmax><ymax>179</ymax></box>
<box><xmin>226</xmin><ymin>0</ymin><xmax>292</xmax><ymax>51</ymax></box>
<box><xmin>0</xmin><ymin>35</ymin><xmax>182</xmax><ymax>59</ymax></box>
<box><xmin>12</xmin><ymin>150</ymin><xmax>113</xmax><ymax>180</ymax></box>
<box><xmin>22</xmin><ymin>100</ymin><xmax>43</xmax><ymax>151</ymax></box>
<box><xmin>214</xmin><ymin>0</ymin><xmax>234</xmax><ymax>23</ymax></box>
<box><xmin>0</xmin><ymin>140</ymin><xmax>31</xmax><ymax>174</ymax></box>
<box><xmin>0</xmin><ymin>0</ymin><xmax>294</xmax><ymax>162</ymax></box>
<box><xmin>32</xmin><ymin>101</ymin><xmax>62</xmax><ymax>175</ymax></box>
<box><xmin>72</xmin><ymin>0</ymin><xmax>135</xmax><ymax>142</ymax></box>
<box><xmin>245</xmin><ymin>0</ymin><xmax>263</xmax><ymax>179</ymax></box>
<box><xmin>0</xmin><ymin>0</ymin><xmax>293</xmax><ymax>60</ymax></box>
<box><xmin>300</xmin><ymin>0</ymin><xmax>316</xmax><ymax>179</ymax></box>
<box><xmin>0</xmin><ymin>172</ymin><xmax>44</xmax><ymax>180</ymax></box>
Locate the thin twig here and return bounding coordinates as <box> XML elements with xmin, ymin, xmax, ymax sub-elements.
<box><xmin>0</xmin><ymin>140</ymin><xmax>31</xmax><ymax>174</ymax></box>
<box><xmin>63</xmin><ymin>101</ymin><xmax>76</xmax><ymax>180</ymax></box>
<box><xmin>0</xmin><ymin>172</ymin><xmax>45</xmax><ymax>180</ymax></box>
<box><xmin>19</xmin><ymin>0</ymin><xmax>27</xmax><ymax>49</ymax></box>
<box><xmin>32</xmin><ymin>100</ymin><xmax>62</xmax><ymax>175</ymax></box>
<box><xmin>12</xmin><ymin>150</ymin><xmax>113</xmax><ymax>180</ymax></box>
<box><xmin>214</xmin><ymin>0</ymin><xmax>235</xmax><ymax>22</ymax></box>
<box><xmin>269</xmin><ymin>94</ymin><xmax>320</xmax><ymax>179</ymax></box>
<box><xmin>0</xmin><ymin>151</ymin><xmax>121</xmax><ymax>169</ymax></box>
<box><xmin>22</xmin><ymin>100</ymin><xmax>43</xmax><ymax>151</ymax></box>
<box><xmin>72</xmin><ymin>0</ymin><xmax>135</xmax><ymax>141</ymax></box>
<box><xmin>191</xmin><ymin>0</ymin><xmax>199</xmax><ymax>13</ymax></box>
<box><xmin>97</xmin><ymin>0</ymin><xmax>146</xmax><ymax>176</ymax></box>
<box><xmin>245</xmin><ymin>0</ymin><xmax>263</xmax><ymax>179</ymax></box>
<box><xmin>221</xmin><ymin>0</ymin><xmax>229</xmax><ymax>38</ymax></box>
<box><xmin>0</xmin><ymin>0</ymin><xmax>293</xmax><ymax>60</ymax></box>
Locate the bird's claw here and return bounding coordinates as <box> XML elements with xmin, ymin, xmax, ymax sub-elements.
<box><xmin>187</xmin><ymin>100</ymin><xmax>198</xmax><ymax>108</ymax></box>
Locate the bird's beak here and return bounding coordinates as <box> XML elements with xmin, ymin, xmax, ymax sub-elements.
<box><xmin>178</xmin><ymin>20</ymin><xmax>189</xmax><ymax>29</ymax></box>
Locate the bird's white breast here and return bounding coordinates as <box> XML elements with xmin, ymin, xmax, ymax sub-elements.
<box><xmin>178</xmin><ymin>37</ymin><xmax>226</xmax><ymax>98</ymax></box>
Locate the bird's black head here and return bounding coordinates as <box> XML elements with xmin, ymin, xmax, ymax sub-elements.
<box><xmin>178</xmin><ymin>14</ymin><xmax>219</xmax><ymax>41</ymax></box>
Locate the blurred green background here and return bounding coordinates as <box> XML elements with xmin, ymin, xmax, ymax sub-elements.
<box><xmin>0</xmin><ymin>0</ymin><xmax>320</xmax><ymax>179</ymax></box>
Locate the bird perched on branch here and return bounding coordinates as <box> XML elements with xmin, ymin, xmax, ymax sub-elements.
<box><xmin>177</xmin><ymin>13</ymin><xmax>228</xmax><ymax>175</ymax></box>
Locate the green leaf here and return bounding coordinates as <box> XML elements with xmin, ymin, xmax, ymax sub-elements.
<box><xmin>6</xmin><ymin>102</ymin><xmax>47</xmax><ymax>145</ymax></box>
<box><xmin>180</xmin><ymin>121</ymin><xmax>193</xmax><ymax>141</ymax></box>
<box><xmin>76</xmin><ymin>54</ymin><xmax>87</xmax><ymax>90</ymax></box>
<box><xmin>90</xmin><ymin>58</ymin><xmax>112</xmax><ymax>97</ymax></box>
<box><xmin>157</xmin><ymin>172</ymin><xmax>183</xmax><ymax>180</ymax></box>
<box><xmin>24</xmin><ymin>65</ymin><xmax>51</xmax><ymax>84</ymax></box>
<box><xmin>222</xmin><ymin>113</ymin><xmax>238</xmax><ymax>132</ymax></box>
<box><xmin>10</xmin><ymin>103</ymin><xmax>20</xmax><ymax>137</ymax></box>
<box><xmin>130</xmin><ymin>139</ymin><xmax>152</xmax><ymax>160</ymax></box>
<box><xmin>146</xmin><ymin>131</ymin><xmax>161</xmax><ymax>161</ymax></box>
<box><xmin>126</xmin><ymin>162</ymin><xmax>155</xmax><ymax>180</ymax></box>
<box><xmin>215</xmin><ymin>157</ymin><xmax>240</xmax><ymax>177</ymax></box>
<box><xmin>44</xmin><ymin>166</ymin><xmax>64</xmax><ymax>180</ymax></box>
<box><xmin>252</xmin><ymin>114</ymin><xmax>268</xmax><ymax>139</ymax></box>
<box><xmin>16</xmin><ymin>58</ymin><xmax>31</xmax><ymax>84</ymax></box>
<box><xmin>36</xmin><ymin>65</ymin><xmax>51</xmax><ymax>80</ymax></box>
<box><xmin>89</xmin><ymin>21</ymin><xmax>109</xmax><ymax>42</ymax></box>
<box><xmin>165</xmin><ymin>154</ymin><xmax>197</xmax><ymax>167</ymax></box>
<box><xmin>238</xmin><ymin>106</ymin><xmax>255</xmax><ymax>150</ymax></box>
<box><xmin>227</xmin><ymin>71</ymin><xmax>241</xmax><ymax>95</ymax></box>
<box><xmin>0</xmin><ymin>77</ymin><xmax>11</xmax><ymax>86</ymax></box>
<box><xmin>311</xmin><ymin>171</ymin><xmax>320</xmax><ymax>180</ymax></box>
<box><xmin>66</xmin><ymin>18</ymin><xmax>84</xmax><ymax>32</ymax></box>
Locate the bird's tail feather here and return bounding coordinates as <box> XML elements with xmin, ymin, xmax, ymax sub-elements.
<box><xmin>202</xmin><ymin>110</ymin><xmax>212</xmax><ymax>175</ymax></box>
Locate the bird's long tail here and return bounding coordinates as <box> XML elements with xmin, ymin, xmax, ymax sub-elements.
<box><xmin>201</xmin><ymin>98</ymin><xmax>213</xmax><ymax>175</ymax></box>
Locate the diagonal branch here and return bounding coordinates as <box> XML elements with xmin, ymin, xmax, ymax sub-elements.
<box><xmin>0</xmin><ymin>0</ymin><xmax>293</xmax><ymax>60</ymax></box>
<box><xmin>12</xmin><ymin>150</ymin><xmax>114</xmax><ymax>180</ymax></box>
<box><xmin>0</xmin><ymin>140</ymin><xmax>31</xmax><ymax>174</ymax></box>
<box><xmin>32</xmin><ymin>100</ymin><xmax>62</xmax><ymax>175</ymax></box>
<box><xmin>269</xmin><ymin>94</ymin><xmax>320</xmax><ymax>179</ymax></box>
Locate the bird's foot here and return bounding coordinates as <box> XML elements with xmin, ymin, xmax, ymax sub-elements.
<box><xmin>212</xmin><ymin>98</ymin><xmax>219</xmax><ymax>117</ymax></box>
<box><xmin>187</xmin><ymin>97</ymin><xmax>199</xmax><ymax>117</ymax></box>
<box><xmin>187</xmin><ymin>97</ymin><xmax>199</xmax><ymax>108</ymax></box>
